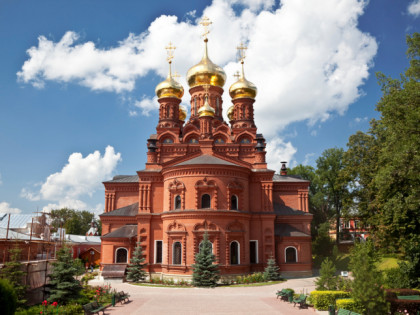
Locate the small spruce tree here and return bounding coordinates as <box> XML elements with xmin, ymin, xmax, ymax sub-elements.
<box><xmin>192</xmin><ymin>232</ymin><xmax>220</xmax><ymax>287</ymax></box>
<box><xmin>315</xmin><ymin>257</ymin><xmax>337</xmax><ymax>290</ymax></box>
<box><xmin>0</xmin><ymin>243</ymin><xmax>27</xmax><ymax>307</ymax></box>
<box><xmin>350</xmin><ymin>240</ymin><xmax>389</xmax><ymax>315</ymax></box>
<box><xmin>48</xmin><ymin>245</ymin><xmax>82</xmax><ymax>304</ymax></box>
<box><xmin>126</xmin><ymin>242</ymin><xmax>147</xmax><ymax>282</ymax></box>
<box><xmin>264</xmin><ymin>256</ymin><xmax>281</xmax><ymax>281</ymax></box>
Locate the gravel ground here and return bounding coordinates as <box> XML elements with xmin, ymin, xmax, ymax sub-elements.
<box><xmin>89</xmin><ymin>276</ymin><xmax>329</xmax><ymax>315</ymax></box>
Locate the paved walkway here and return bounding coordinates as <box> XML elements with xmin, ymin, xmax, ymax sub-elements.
<box><xmin>90</xmin><ymin>277</ymin><xmax>328</xmax><ymax>315</ymax></box>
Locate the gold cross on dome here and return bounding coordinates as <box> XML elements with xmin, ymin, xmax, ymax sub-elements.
<box><xmin>173</xmin><ymin>71</ymin><xmax>181</xmax><ymax>80</ymax></box>
<box><xmin>165</xmin><ymin>42</ymin><xmax>176</xmax><ymax>63</ymax></box>
<box><xmin>200</xmin><ymin>16</ymin><xmax>212</xmax><ymax>40</ymax></box>
<box><xmin>237</xmin><ymin>42</ymin><xmax>247</xmax><ymax>63</ymax></box>
<box><xmin>233</xmin><ymin>71</ymin><xmax>240</xmax><ymax>79</ymax></box>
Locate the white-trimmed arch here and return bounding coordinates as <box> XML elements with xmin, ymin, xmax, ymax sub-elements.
<box><xmin>115</xmin><ymin>247</ymin><xmax>128</xmax><ymax>263</ymax></box>
<box><xmin>284</xmin><ymin>246</ymin><xmax>298</xmax><ymax>263</ymax></box>
<box><xmin>230</xmin><ymin>240</ymin><xmax>240</xmax><ymax>265</ymax></box>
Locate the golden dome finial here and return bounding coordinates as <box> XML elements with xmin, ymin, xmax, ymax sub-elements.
<box><xmin>155</xmin><ymin>42</ymin><xmax>184</xmax><ymax>99</ymax></box>
<box><xmin>179</xmin><ymin>105</ymin><xmax>187</xmax><ymax>121</ymax></box>
<box><xmin>186</xmin><ymin>17</ymin><xmax>226</xmax><ymax>88</ymax></box>
<box><xmin>229</xmin><ymin>42</ymin><xmax>257</xmax><ymax>100</ymax></box>
<box><xmin>198</xmin><ymin>84</ymin><xmax>215</xmax><ymax>117</ymax></box>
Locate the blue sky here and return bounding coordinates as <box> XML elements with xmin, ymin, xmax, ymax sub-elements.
<box><xmin>0</xmin><ymin>0</ymin><xmax>419</xmax><ymax>215</ymax></box>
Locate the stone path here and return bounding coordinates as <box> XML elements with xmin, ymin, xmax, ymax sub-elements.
<box><xmin>90</xmin><ymin>277</ymin><xmax>328</xmax><ymax>315</ymax></box>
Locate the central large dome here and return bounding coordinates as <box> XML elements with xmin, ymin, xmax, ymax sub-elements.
<box><xmin>186</xmin><ymin>40</ymin><xmax>226</xmax><ymax>88</ymax></box>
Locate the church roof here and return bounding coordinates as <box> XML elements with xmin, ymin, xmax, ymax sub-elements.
<box><xmin>103</xmin><ymin>175</ymin><xmax>139</xmax><ymax>183</ymax></box>
<box><xmin>272</xmin><ymin>174</ymin><xmax>309</xmax><ymax>182</ymax></box>
<box><xmin>174</xmin><ymin>154</ymin><xmax>239</xmax><ymax>167</ymax></box>
<box><xmin>101</xmin><ymin>224</ymin><xmax>138</xmax><ymax>239</ymax></box>
<box><xmin>273</xmin><ymin>202</ymin><xmax>312</xmax><ymax>216</ymax></box>
<box><xmin>275</xmin><ymin>224</ymin><xmax>310</xmax><ymax>237</ymax></box>
<box><xmin>0</xmin><ymin>227</ymin><xmax>41</xmax><ymax>240</ymax></box>
<box><xmin>100</xmin><ymin>203</ymin><xmax>139</xmax><ymax>217</ymax></box>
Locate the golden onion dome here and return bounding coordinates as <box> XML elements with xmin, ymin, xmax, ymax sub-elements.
<box><xmin>179</xmin><ymin>105</ymin><xmax>187</xmax><ymax>121</ymax></box>
<box><xmin>186</xmin><ymin>39</ymin><xmax>226</xmax><ymax>88</ymax></box>
<box><xmin>229</xmin><ymin>63</ymin><xmax>257</xmax><ymax>100</ymax></box>
<box><xmin>227</xmin><ymin>105</ymin><xmax>235</xmax><ymax>120</ymax></box>
<box><xmin>155</xmin><ymin>62</ymin><xmax>184</xmax><ymax>99</ymax></box>
<box><xmin>198</xmin><ymin>95</ymin><xmax>215</xmax><ymax>117</ymax></box>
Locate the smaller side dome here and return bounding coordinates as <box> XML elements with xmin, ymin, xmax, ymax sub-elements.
<box><xmin>229</xmin><ymin>43</ymin><xmax>257</xmax><ymax>100</ymax></box>
<box><xmin>155</xmin><ymin>74</ymin><xmax>184</xmax><ymax>99</ymax></box>
<box><xmin>227</xmin><ymin>105</ymin><xmax>234</xmax><ymax>120</ymax></box>
<box><xmin>179</xmin><ymin>105</ymin><xmax>187</xmax><ymax>121</ymax></box>
<box><xmin>198</xmin><ymin>95</ymin><xmax>215</xmax><ymax>117</ymax></box>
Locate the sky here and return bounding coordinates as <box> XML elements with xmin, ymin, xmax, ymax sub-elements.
<box><xmin>0</xmin><ymin>0</ymin><xmax>419</xmax><ymax>216</ymax></box>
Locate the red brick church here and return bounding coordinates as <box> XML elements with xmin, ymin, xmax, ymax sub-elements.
<box><xmin>100</xmin><ymin>19</ymin><xmax>312</xmax><ymax>280</ymax></box>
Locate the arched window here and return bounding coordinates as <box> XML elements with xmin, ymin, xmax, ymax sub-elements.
<box><xmin>174</xmin><ymin>195</ymin><xmax>181</xmax><ymax>210</ymax></box>
<box><xmin>199</xmin><ymin>240</ymin><xmax>213</xmax><ymax>254</ymax></box>
<box><xmin>115</xmin><ymin>248</ymin><xmax>128</xmax><ymax>263</ymax></box>
<box><xmin>201</xmin><ymin>194</ymin><xmax>211</xmax><ymax>209</ymax></box>
<box><xmin>240</xmin><ymin>138</ymin><xmax>251</xmax><ymax>144</ymax></box>
<box><xmin>285</xmin><ymin>247</ymin><xmax>297</xmax><ymax>263</ymax></box>
<box><xmin>173</xmin><ymin>242</ymin><xmax>182</xmax><ymax>265</ymax></box>
<box><xmin>231</xmin><ymin>195</ymin><xmax>238</xmax><ymax>210</ymax></box>
<box><xmin>215</xmin><ymin>138</ymin><xmax>225</xmax><ymax>144</ymax></box>
<box><xmin>189</xmin><ymin>138</ymin><xmax>199</xmax><ymax>144</ymax></box>
<box><xmin>230</xmin><ymin>241</ymin><xmax>240</xmax><ymax>265</ymax></box>
<box><xmin>163</xmin><ymin>138</ymin><xmax>173</xmax><ymax>144</ymax></box>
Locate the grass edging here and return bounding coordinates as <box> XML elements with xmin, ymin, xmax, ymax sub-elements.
<box><xmin>129</xmin><ymin>279</ymin><xmax>286</xmax><ymax>288</ymax></box>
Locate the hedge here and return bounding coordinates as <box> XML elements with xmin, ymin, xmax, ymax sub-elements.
<box><xmin>385</xmin><ymin>289</ymin><xmax>420</xmax><ymax>315</ymax></box>
<box><xmin>336</xmin><ymin>298</ymin><xmax>364</xmax><ymax>314</ymax></box>
<box><xmin>310</xmin><ymin>290</ymin><xmax>351</xmax><ymax>310</ymax></box>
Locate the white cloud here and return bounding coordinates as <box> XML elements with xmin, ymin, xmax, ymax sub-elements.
<box><xmin>18</xmin><ymin>0</ymin><xmax>377</xmax><ymax>155</ymax></box>
<box><xmin>0</xmin><ymin>202</ymin><xmax>22</xmax><ymax>214</ymax></box>
<box><xmin>408</xmin><ymin>0</ymin><xmax>420</xmax><ymax>17</ymax></box>
<box><xmin>303</xmin><ymin>153</ymin><xmax>316</xmax><ymax>165</ymax></box>
<box><xmin>265</xmin><ymin>136</ymin><xmax>297</xmax><ymax>170</ymax></box>
<box><xmin>22</xmin><ymin>146</ymin><xmax>121</xmax><ymax>212</ymax></box>
<box><xmin>134</xmin><ymin>96</ymin><xmax>159</xmax><ymax>116</ymax></box>
<box><xmin>128</xmin><ymin>110</ymin><xmax>138</xmax><ymax>117</ymax></box>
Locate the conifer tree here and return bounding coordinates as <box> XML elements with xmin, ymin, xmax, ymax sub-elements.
<box><xmin>192</xmin><ymin>232</ymin><xmax>220</xmax><ymax>287</ymax></box>
<box><xmin>315</xmin><ymin>257</ymin><xmax>337</xmax><ymax>290</ymax></box>
<box><xmin>126</xmin><ymin>242</ymin><xmax>146</xmax><ymax>282</ymax></box>
<box><xmin>48</xmin><ymin>245</ymin><xmax>82</xmax><ymax>304</ymax></box>
<box><xmin>350</xmin><ymin>240</ymin><xmax>389</xmax><ymax>314</ymax></box>
<box><xmin>264</xmin><ymin>256</ymin><xmax>281</xmax><ymax>281</ymax></box>
<box><xmin>0</xmin><ymin>243</ymin><xmax>27</xmax><ymax>307</ymax></box>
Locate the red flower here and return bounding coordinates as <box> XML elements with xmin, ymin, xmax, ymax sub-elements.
<box><xmin>40</xmin><ymin>312</ymin><xmax>42</xmax><ymax>314</ymax></box>
<box><xmin>42</xmin><ymin>300</ymin><xmax>48</xmax><ymax>306</ymax></box>
<box><xmin>52</xmin><ymin>302</ymin><xmax>58</xmax><ymax>307</ymax></box>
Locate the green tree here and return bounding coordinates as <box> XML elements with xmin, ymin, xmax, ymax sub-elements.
<box><xmin>398</xmin><ymin>235</ymin><xmax>420</xmax><ymax>288</ymax></box>
<box><xmin>50</xmin><ymin>208</ymin><xmax>96</xmax><ymax>235</ymax></box>
<box><xmin>350</xmin><ymin>240</ymin><xmax>389</xmax><ymax>314</ymax></box>
<box><xmin>126</xmin><ymin>242</ymin><xmax>147</xmax><ymax>282</ymax></box>
<box><xmin>312</xmin><ymin>222</ymin><xmax>334</xmax><ymax>259</ymax></box>
<box><xmin>264</xmin><ymin>256</ymin><xmax>281</xmax><ymax>281</ymax></box>
<box><xmin>342</xmin><ymin>33</ymin><xmax>420</xmax><ymax>251</ymax></box>
<box><xmin>48</xmin><ymin>245</ymin><xmax>82</xmax><ymax>304</ymax></box>
<box><xmin>0</xmin><ymin>279</ymin><xmax>18</xmax><ymax>315</ymax></box>
<box><xmin>192</xmin><ymin>233</ymin><xmax>220</xmax><ymax>287</ymax></box>
<box><xmin>0</xmin><ymin>244</ymin><xmax>27</xmax><ymax>307</ymax></box>
<box><xmin>315</xmin><ymin>257</ymin><xmax>337</xmax><ymax>290</ymax></box>
<box><xmin>316</xmin><ymin>148</ymin><xmax>349</xmax><ymax>244</ymax></box>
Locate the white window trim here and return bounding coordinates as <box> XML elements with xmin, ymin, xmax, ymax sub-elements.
<box><xmin>172</xmin><ymin>241</ymin><xmax>182</xmax><ymax>265</ymax></box>
<box><xmin>344</xmin><ymin>220</ymin><xmax>351</xmax><ymax>229</ymax></box>
<box><xmin>230</xmin><ymin>240</ymin><xmax>240</xmax><ymax>265</ymax></box>
<box><xmin>250</xmin><ymin>240</ymin><xmax>258</xmax><ymax>264</ymax></box>
<box><xmin>115</xmin><ymin>247</ymin><xmax>128</xmax><ymax>263</ymax></box>
<box><xmin>154</xmin><ymin>240</ymin><xmax>163</xmax><ymax>264</ymax></box>
<box><xmin>284</xmin><ymin>246</ymin><xmax>298</xmax><ymax>263</ymax></box>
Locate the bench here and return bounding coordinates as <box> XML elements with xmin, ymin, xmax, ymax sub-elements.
<box><xmin>115</xmin><ymin>291</ymin><xmax>130</xmax><ymax>304</ymax></box>
<box><xmin>276</xmin><ymin>289</ymin><xmax>288</xmax><ymax>299</ymax></box>
<box><xmin>292</xmin><ymin>294</ymin><xmax>307</xmax><ymax>308</ymax></box>
<box><xmin>83</xmin><ymin>301</ymin><xmax>106</xmax><ymax>315</ymax></box>
<box><xmin>337</xmin><ymin>309</ymin><xmax>361</xmax><ymax>315</ymax></box>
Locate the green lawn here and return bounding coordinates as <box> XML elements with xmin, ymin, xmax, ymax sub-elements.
<box><xmin>376</xmin><ymin>257</ymin><xmax>400</xmax><ymax>270</ymax></box>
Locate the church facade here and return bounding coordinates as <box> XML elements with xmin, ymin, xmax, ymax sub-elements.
<box><xmin>100</xmin><ymin>21</ymin><xmax>312</xmax><ymax>279</ymax></box>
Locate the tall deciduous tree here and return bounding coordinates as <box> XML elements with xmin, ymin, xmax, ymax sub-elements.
<box><xmin>192</xmin><ymin>233</ymin><xmax>220</xmax><ymax>287</ymax></box>
<box><xmin>126</xmin><ymin>242</ymin><xmax>147</xmax><ymax>282</ymax></box>
<box><xmin>316</xmin><ymin>148</ymin><xmax>349</xmax><ymax>244</ymax></box>
<box><xmin>50</xmin><ymin>208</ymin><xmax>98</xmax><ymax>235</ymax></box>
<box><xmin>343</xmin><ymin>33</ymin><xmax>420</xmax><ymax>251</ymax></box>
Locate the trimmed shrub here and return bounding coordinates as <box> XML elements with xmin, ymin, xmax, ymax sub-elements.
<box><xmin>310</xmin><ymin>290</ymin><xmax>351</xmax><ymax>310</ymax></box>
<box><xmin>336</xmin><ymin>298</ymin><xmax>364</xmax><ymax>314</ymax></box>
<box><xmin>0</xmin><ymin>278</ymin><xmax>18</xmax><ymax>315</ymax></box>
